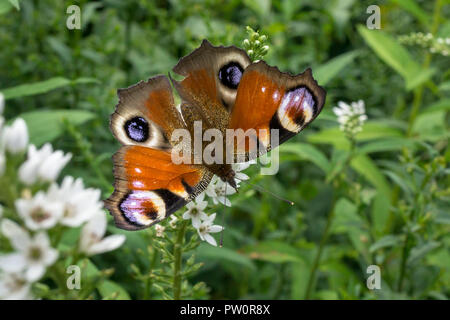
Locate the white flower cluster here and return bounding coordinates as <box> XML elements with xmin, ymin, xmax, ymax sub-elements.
<box><xmin>398</xmin><ymin>32</ymin><xmax>450</xmax><ymax>56</ymax></box>
<box><xmin>0</xmin><ymin>93</ymin><xmax>125</xmax><ymax>299</ymax></box>
<box><xmin>181</xmin><ymin>162</ymin><xmax>252</xmax><ymax>246</ymax></box>
<box><xmin>333</xmin><ymin>100</ymin><xmax>368</xmax><ymax>137</ymax></box>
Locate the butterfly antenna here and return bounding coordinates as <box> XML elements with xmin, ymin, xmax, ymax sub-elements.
<box><xmin>219</xmin><ymin>183</ymin><xmax>227</xmax><ymax>248</ymax></box>
<box><xmin>236</xmin><ymin>178</ymin><xmax>295</xmax><ymax>206</ymax></box>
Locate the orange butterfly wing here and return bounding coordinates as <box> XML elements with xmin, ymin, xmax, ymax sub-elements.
<box><xmin>229</xmin><ymin>61</ymin><xmax>326</xmax><ymax>159</ymax></box>
<box><xmin>105</xmin><ymin>146</ymin><xmax>211</xmax><ymax>230</ymax></box>
<box><xmin>106</xmin><ymin>75</ymin><xmax>212</xmax><ymax>230</ymax></box>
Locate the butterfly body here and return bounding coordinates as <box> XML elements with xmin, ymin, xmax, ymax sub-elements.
<box><xmin>105</xmin><ymin>40</ymin><xmax>326</xmax><ymax>230</ymax></box>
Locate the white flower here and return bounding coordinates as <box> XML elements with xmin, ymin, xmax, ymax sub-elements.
<box><xmin>183</xmin><ymin>193</ymin><xmax>208</xmax><ymax>228</ymax></box>
<box><xmin>3</xmin><ymin>118</ymin><xmax>28</xmax><ymax>154</ymax></box>
<box><xmin>18</xmin><ymin>143</ymin><xmax>72</xmax><ymax>185</ymax></box>
<box><xmin>155</xmin><ymin>225</ymin><xmax>165</xmax><ymax>237</ymax></box>
<box><xmin>196</xmin><ymin>213</ymin><xmax>224</xmax><ymax>247</ymax></box>
<box><xmin>205</xmin><ymin>176</ymin><xmax>236</xmax><ymax>207</ymax></box>
<box><xmin>47</xmin><ymin>176</ymin><xmax>102</xmax><ymax>227</ymax></box>
<box><xmin>15</xmin><ymin>191</ymin><xmax>64</xmax><ymax>230</ymax></box>
<box><xmin>0</xmin><ymin>272</ymin><xmax>32</xmax><ymax>300</ymax></box>
<box><xmin>231</xmin><ymin>161</ymin><xmax>253</xmax><ymax>182</ymax></box>
<box><xmin>333</xmin><ymin>100</ymin><xmax>368</xmax><ymax>136</ymax></box>
<box><xmin>79</xmin><ymin>211</ymin><xmax>126</xmax><ymax>256</ymax></box>
<box><xmin>0</xmin><ymin>92</ymin><xmax>4</xmax><ymax>115</ymax></box>
<box><xmin>169</xmin><ymin>215</ymin><xmax>178</xmax><ymax>228</ymax></box>
<box><xmin>0</xmin><ymin>219</ymin><xmax>58</xmax><ymax>282</ymax></box>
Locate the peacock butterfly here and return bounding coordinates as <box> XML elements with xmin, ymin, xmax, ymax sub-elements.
<box><xmin>105</xmin><ymin>40</ymin><xmax>326</xmax><ymax>230</ymax></box>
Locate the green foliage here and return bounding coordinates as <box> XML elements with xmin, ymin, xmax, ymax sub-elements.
<box><xmin>0</xmin><ymin>0</ymin><xmax>448</xmax><ymax>300</ymax></box>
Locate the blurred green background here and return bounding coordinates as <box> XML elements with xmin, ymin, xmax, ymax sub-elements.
<box><xmin>0</xmin><ymin>0</ymin><xmax>449</xmax><ymax>300</ymax></box>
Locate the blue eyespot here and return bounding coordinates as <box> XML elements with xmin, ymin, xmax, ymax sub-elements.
<box><xmin>218</xmin><ymin>62</ymin><xmax>244</xmax><ymax>89</ymax></box>
<box><xmin>124</xmin><ymin>116</ymin><xmax>149</xmax><ymax>142</ymax></box>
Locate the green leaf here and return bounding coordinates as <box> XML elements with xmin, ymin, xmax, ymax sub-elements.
<box><xmin>351</xmin><ymin>154</ymin><xmax>391</xmax><ymax>196</ymax></box>
<box><xmin>280</xmin><ymin>143</ymin><xmax>331</xmax><ymax>173</ymax></box>
<box><xmin>290</xmin><ymin>261</ymin><xmax>310</xmax><ymax>299</ymax></box>
<box><xmin>0</xmin><ymin>1</ymin><xmax>13</xmax><ymax>14</ymax></box>
<box><xmin>422</xmin><ymin>99</ymin><xmax>450</xmax><ymax>114</ymax></box>
<box><xmin>371</xmin><ymin>193</ymin><xmax>391</xmax><ymax>236</ymax></box>
<box><xmin>97</xmin><ymin>280</ymin><xmax>131</xmax><ymax>300</ymax></box>
<box><xmin>18</xmin><ymin>110</ymin><xmax>95</xmax><ymax>146</ymax></box>
<box><xmin>407</xmin><ymin>241</ymin><xmax>441</xmax><ymax>267</ymax></box>
<box><xmin>391</xmin><ymin>0</ymin><xmax>431</xmax><ymax>25</ymax></box>
<box><xmin>308</xmin><ymin>121</ymin><xmax>404</xmax><ymax>149</ymax></box>
<box><xmin>8</xmin><ymin>0</ymin><xmax>20</xmax><ymax>10</ymax></box>
<box><xmin>46</xmin><ymin>37</ymin><xmax>73</xmax><ymax>65</ymax></box>
<box><xmin>197</xmin><ymin>243</ymin><xmax>256</xmax><ymax>270</ymax></box>
<box><xmin>359</xmin><ymin>138</ymin><xmax>416</xmax><ymax>154</ymax></box>
<box><xmin>357</xmin><ymin>25</ymin><xmax>435</xmax><ymax>90</ymax></box>
<box><xmin>332</xmin><ymin>198</ymin><xmax>370</xmax><ymax>258</ymax></box>
<box><xmin>1</xmin><ymin>77</ymin><xmax>99</xmax><ymax>100</ymax></box>
<box><xmin>412</xmin><ymin>111</ymin><xmax>448</xmax><ymax>141</ymax></box>
<box><xmin>314</xmin><ymin>50</ymin><xmax>360</xmax><ymax>85</ymax></box>
<box><xmin>241</xmin><ymin>241</ymin><xmax>304</xmax><ymax>263</ymax></box>
<box><xmin>369</xmin><ymin>235</ymin><xmax>401</xmax><ymax>252</ymax></box>
<box><xmin>331</xmin><ymin>198</ymin><xmax>364</xmax><ymax>234</ymax></box>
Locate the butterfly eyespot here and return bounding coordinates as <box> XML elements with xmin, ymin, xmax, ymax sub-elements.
<box><xmin>119</xmin><ymin>191</ymin><xmax>165</xmax><ymax>227</ymax></box>
<box><xmin>218</xmin><ymin>62</ymin><xmax>244</xmax><ymax>89</ymax></box>
<box><xmin>124</xmin><ymin>116</ymin><xmax>149</xmax><ymax>142</ymax></box>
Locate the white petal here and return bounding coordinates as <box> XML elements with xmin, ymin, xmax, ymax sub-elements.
<box><xmin>86</xmin><ymin>235</ymin><xmax>126</xmax><ymax>255</ymax></box>
<box><xmin>43</xmin><ymin>248</ymin><xmax>58</xmax><ymax>266</ymax></box>
<box><xmin>0</xmin><ymin>253</ymin><xmax>27</xmax><ymax>272</ymax></box>
<box><xmin>1</xmin><ymin>219</ymin><xmax>30</xmax><ymax>251</ymax></box>
<box><xmin>18</xmin><ymin>157</ymin><xmax>40</xmax><ymax>185</ymax></box>
<box><xmin>203</xmin><ymin>234</ymin><xmax>217</xmax><ymax>246</ymax></box>
<box><xmin>235</xmin><ymin>172</ymin><xmax>249</xmax><ymax>181</ymax></box>
<box><xmin>4</xmin><ymin>118</ymin><xmax>28</xmax><ymax>154</ymax></box>
<box><xmin>209</xmin><ymin>225</ymin><xmax>223</xmax><ymax>233</ymax></box>
<box><xmin>33</xmin><ymin>232</ymin><xmax>50</xmax><ymax>248</ymax></box>
<box><xmin>25</xmin><ymin>264</ymin><xmax>46</xmax><ymax>282</ymax></box>
<box><xmin>191</xmin><ymin>216</ymin><xmax>202</xmax><ymax>229</ymax></box>
<box><xmin>182</xmin><ymin>211</ymin><xmax>191</xmax><ymax>220</ymax></box>
<box><xmin>197</xmin><ymin>229</ymin><xmax>205</xmax><ymax>241</ymax></box>
<box><xmin>197</xmin><ymin>201</ymin><xmax>208</xmax><ymax>211</ymax></box>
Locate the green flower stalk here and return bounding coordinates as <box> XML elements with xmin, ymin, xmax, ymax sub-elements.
<box><xmin>242</xmin><ymin>26</ymin><xmax>270</xmax><ymax>62</ymax></box>
<box><xmin>398</xmin><ymin>32</ymin><xmax>450</xmax><ymax>56</ymax></box>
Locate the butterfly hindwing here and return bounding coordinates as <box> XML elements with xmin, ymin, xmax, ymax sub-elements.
<box><xmin>105</xmin><ymin>146</ymin><xmax>212</xmax><ymax>230</ymax></box>
<box><xmin>229</xmin><ymin>61</ymin><xmax>326</xmax><ymax>160</ymax></box>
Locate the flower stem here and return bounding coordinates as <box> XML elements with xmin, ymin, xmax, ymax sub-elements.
<box><xmin>304</xmin><ymin>196</ymin><xmax>336</xmax><ymax>299</ymax></box>
<box><xmin>407</xmin><ymin>0</ymin><xmax>443</xmax><ymax>136</ymax></box>
<box><xmin>305</xmin><ymin>139</ymin><xmax>356</xmax><ymax>299</ymax></box>
<box><xmin>173</xmin><ymin>220</ymin><xmax>188</xmax><ymax>300</ymax></box>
